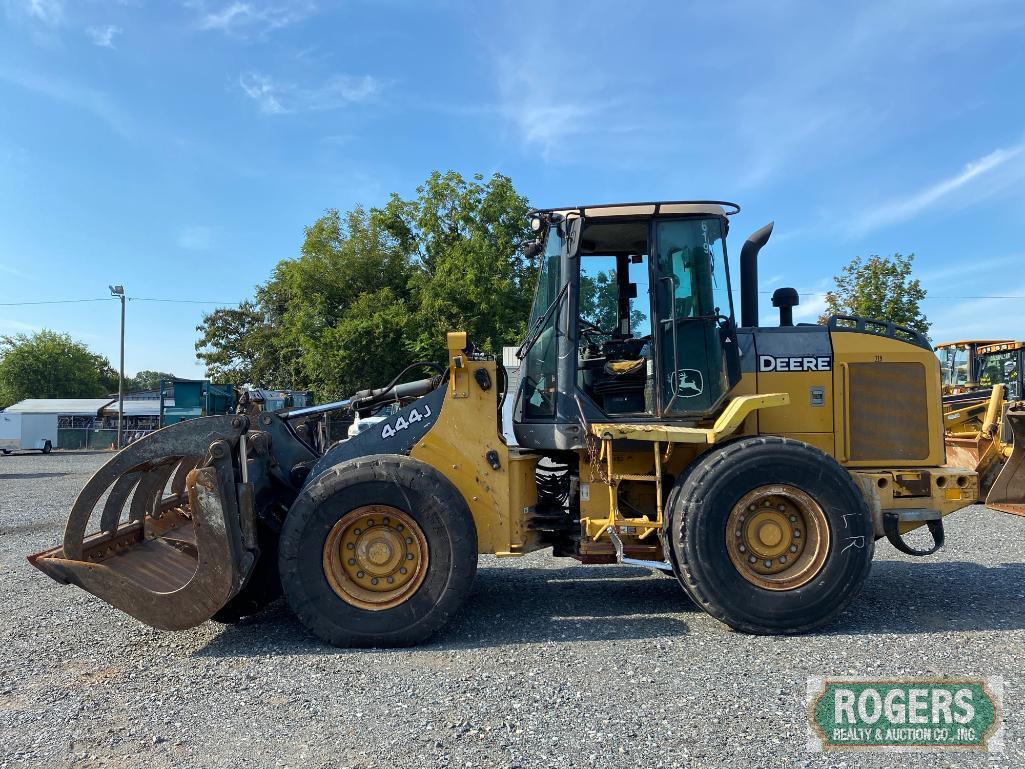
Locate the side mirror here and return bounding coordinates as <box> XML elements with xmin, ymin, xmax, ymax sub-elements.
<box><xmin>521</xmin><ymin>240</ymin><xmax>543</xmax><ymax>259</ymax></box>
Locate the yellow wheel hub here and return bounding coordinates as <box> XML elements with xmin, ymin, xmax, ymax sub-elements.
<box><xmin>725</xmin><ymin>485</ymin><xmax>830</xmax><ymax>591</ymax></box>
<box><xmin>322</xmin><ymin>505</ymin><xmax>428</xmax><ymax>610</ymax></box>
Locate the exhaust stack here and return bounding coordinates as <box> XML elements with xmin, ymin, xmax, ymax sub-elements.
<box><xmin>739</xmin><ymin>222</ymin><xmax>774</xmax><ymax>328</ymax></box>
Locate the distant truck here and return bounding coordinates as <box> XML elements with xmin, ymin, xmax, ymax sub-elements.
<box><xmin>0</xmin><ymin>412</ymin><xmax>57</xmax><ymax>454</ymax></box>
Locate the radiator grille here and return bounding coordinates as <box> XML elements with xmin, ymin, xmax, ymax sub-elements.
<box><xmin>848</xmin><ymin>362</ymin><xmax>930</xmax><ymax>461</ymax></box>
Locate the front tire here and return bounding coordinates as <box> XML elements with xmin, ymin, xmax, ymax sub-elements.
<box><xmin>41</xmin><ymin>440</ymin><xmax>52</xmax><ymax>454</ymax></box>
<box><xmin>669</xmin><ymin>436</ymin><xmax>874</xmax><ymax>634</ymax></box>
<box><xmin>279</xmin><ymin>454</ymin><xmax>477</xmax><ymax>647</ymax></box>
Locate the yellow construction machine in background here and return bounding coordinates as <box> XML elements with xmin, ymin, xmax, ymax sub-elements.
<box><xmin>938</xmin><ymin>340</ymin><xmax>1025</xmax><ymax>508</ymax></box>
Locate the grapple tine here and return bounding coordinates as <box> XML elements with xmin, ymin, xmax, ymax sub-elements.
<box><xmin>128</xmin><ymin>461</ymin><xmax>178</xmax><ymax>521</ymax></box>
<box><xmin>171</xmin><ymin>456</ymin><xmax>202</xmax><ymax>495</ymax></box>
<box><xmin>986</xmin><ymin>402</ymin><xmax>1025</xmax><ymax>516</ymax></box>
<box><xmin>99</xmin><ymin>471</ymin><xmax>143</xmax><ymax>533</ymax></box>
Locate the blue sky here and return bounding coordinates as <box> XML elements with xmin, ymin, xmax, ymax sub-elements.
<box><xmin>1</xmin><ymin>0</ymin><xmax>1024</xmax><ymax>379</ymax></box>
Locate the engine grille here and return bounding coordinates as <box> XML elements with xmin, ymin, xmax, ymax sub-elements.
<box><xmin>848</xmin><ymin>362</ymin><xmax>930</xmax><ymax>461</ymax></box>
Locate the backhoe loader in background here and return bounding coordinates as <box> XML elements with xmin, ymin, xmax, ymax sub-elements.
<box><xmin>29</xmin><ymin>201</ymin><xmax>1025</xmax><ymax>646</ymax></box>
<box><xmin>938</xmin><ymin>340</ymin><xmax>1025</xmax><ymax>505</ymax></box>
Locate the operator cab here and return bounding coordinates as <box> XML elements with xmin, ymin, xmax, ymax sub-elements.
<box><xmin>515</xmin><ymin>201</ymin><xmax>742</xmax><ymax>449</ymax></box>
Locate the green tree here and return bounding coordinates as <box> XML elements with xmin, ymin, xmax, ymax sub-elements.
<box><xmin>0</xmin><ymin>330</ymin><xmax>115</xmax><ymax>407</ymax></box>
<box><xmin>195</xmin><ymin>171</ymin><xmax>534</xmax><ymax>402</ymax></box>
<box><xmin>819</xmin><ymin>253</ymin><xmax>930</xmax><ymax>336</ymax></box>
<box><xmin>127</xmin><ymin>370</ymin><xmax>177</xmax><ymax>391</ymax></box>
<box><xmin>377</xmin><ymin>171</ymin><xmax>534</xmax><ymax>361</ymax></box>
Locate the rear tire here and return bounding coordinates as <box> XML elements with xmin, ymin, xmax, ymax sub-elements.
<box><xmin>279</xmin><ymin>454</ymin><xmax>477</xmax><ymax>647</ymax></box>
<box><xmin>669</xmin><ymin>436</ymin><xmax>874</xmax><ymax>634</ymax></box>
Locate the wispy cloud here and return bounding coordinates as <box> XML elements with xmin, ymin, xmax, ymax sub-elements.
<box><xmin>491</xmin><ymin>39</ymin><xmax>648</xmax><ymax>160</ymax></box>
<box><xmin>0</xmin><ymin>68</ymin><xmax>134</xmax><ymax>138</ymax></box>
<box><xmin>23</xmin><ymin>0</ymin><xmax>63</xmax><ymax>25</ymax></box>
<box><xmin>0</xmin><ymin>318</ymin><xmax>39</xmax><ymax>334</ymax></box>
<box><xmin>928</xmin><ymin>280</ymin><xmax>1025</xmax><ymax>342</ymax></box>
<box><xmin>87</xmin><ymin>24</ymin><xmax>122</xmax><ymax>48</ymax></box>
<box><xmin>0</xmin><ymin>262</ymin><xmax>32</xmax><ymax>279</ymax></box>
<box><xmin>193</xmin><ymin>1</ymin><xmax>315</xmax><ymax>37</ymax></box>
<box><xmin>178</xmin><ymin>225</ymin><xmax>213</xmax><ymax>251</ymax></box>
<box><xmin>238</xmin><ymin>71</ymin><xmax>381</xmax><ymax>115</ymax></box>
<box><xmin>850</xmin><ymin>142</ymin><xmax>1025</xmax><ymax>234</ymax></box>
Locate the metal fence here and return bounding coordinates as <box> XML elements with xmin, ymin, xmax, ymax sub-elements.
<box><xmin>57</xmin><ymin>429</ymin><xmax>151</xmax><ymax>450</ymax></box>
<box><xmin>56</xmin><ymin>417</ymin><xmax>354</xmax><ymax>452</ymax></box>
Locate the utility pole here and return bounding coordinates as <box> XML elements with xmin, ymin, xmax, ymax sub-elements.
<box><xmin>109</xmin><ymin>285</ymin><xmax>126</xmax><ymax>449</ymax></box>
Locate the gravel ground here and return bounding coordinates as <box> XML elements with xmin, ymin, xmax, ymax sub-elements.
<box><xmin>1</xmin><ymin>450</ymin><xmax>1023</xmax><ymax>768</ymax></box>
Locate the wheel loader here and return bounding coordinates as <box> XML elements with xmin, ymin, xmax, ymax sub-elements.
<box><xmin>29</xmin><ymin>201</ymin><xmax>1025</xmax><ymax>646</ymax></box>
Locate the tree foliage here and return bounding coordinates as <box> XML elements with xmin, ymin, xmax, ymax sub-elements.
<box><xmin>819</xmin><ymin>253</ymin><xmax>930</xmax><ymax>336</ymax></box>
<box><xmin>0</xmin><ymin>330</ymin><xmax>116</xmax><ymax>408</ymax></box>
<box><xmin>127</xmin><ymin>370</ymin><xmax>177</xmax><ymax>391</ymax></box>
<box><xmin>196</xmin><ymin>171</ymin><xmax>534</xmax><ymax>401</ymax></box>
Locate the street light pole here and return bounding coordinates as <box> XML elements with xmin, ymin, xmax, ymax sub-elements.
<box><xmin>109</xmin><ymin>285</ymin><xmax>125</xmax><ymax>449</ymax></box>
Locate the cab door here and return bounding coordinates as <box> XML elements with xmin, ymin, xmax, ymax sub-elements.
<box><xmin>653</xmin><ymin>217</ymin><xmax>736</xmax><ymax>416</ymax></box>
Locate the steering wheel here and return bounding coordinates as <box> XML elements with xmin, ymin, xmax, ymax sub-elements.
<box><xmin>578</xmin><ymin>318</ymin><xmax>605</xmax><ymax>343</ymax></box>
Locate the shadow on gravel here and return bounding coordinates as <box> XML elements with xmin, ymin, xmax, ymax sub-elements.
<box><xmin>0</xmin><ymin>472</ymin><xmax>69</xmax><ymax>480</ymax></box>
<box><xmin>837</xmin><ymin>560</ymin><xmax>1025</xmax><ymax>634</ymax></box>
<box><xmin>194</xmin><ymin>564</ymin><xmax>693</xmax><ymax>657</ymax></box>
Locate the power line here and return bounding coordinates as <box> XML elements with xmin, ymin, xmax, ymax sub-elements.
<box><xmin>130</xmin><ymin>297</ymin><xmax>241</xmax><ymax>303</ymax></box>
<box><xmin>0</xmin><ymin>297</ymin><xmax>240</xmax><ymax>307</ymax></box>
<box><xmin>0</xmin><ymin>298</ymin><xmax>111</xmax><ymax>306</ymax></box>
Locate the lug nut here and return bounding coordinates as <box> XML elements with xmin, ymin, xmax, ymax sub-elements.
<box><xmin>789</xmin><ymin>515</ymin><xmax>797</xmax><ymax>523</ymax></box>
<box><xmin>397</xmin><ymin>524</ymin><xmax>404</xmax><ymax>531</ymax></box>
<box><xmin>346</xmin><ymin>543</ymin><xmax>354</xmax><ymax>550</ymax></box>
<box><xmin>763</xmin><ymin>560</ymin><xmax>772</xmax><ymax>568</ymax></box>
<box><xmin>793</xmin><ymin>530</ymin><xmax>801</xmax><ymax>537</ymax></box>
<box><xmin>354</xmin><ymin>529</ymin><xmax>362</xmax><ymax>536</ymax></box>
<box><xmin>790</xmin><ymin>545</ymin><xmax>798</xmax><ymax>553</ymax></box>
<box><xmin>356</xmin><ymin>571</ymin><xmax>364</xmax><ymax>578</ymax></box>
<box><xmin>348</xmin><ymin>558</ymin><xmax>356</xmax><ymax>566</ymax></box>
<box><xmin>749</xmin><ymin>556</ymin><xmax>757</xmax><ymax>564</ymax></box>
<box><xmin>371</xmin><ymin>578</ymin><xmax>379</xmax><ymax>585</ymax></box>
<box><xmin>387</xmin><ymin>577</ymin><xmax>394</xmax><ymax>584</ymax></box>
<box><xmin>406</xmin><ymin>553</ymin><xmax>414</xmax><ymax>560</ymax></box>
<box><xmin>778</xmin><ymin>505</ymin><xmax>785</xmax><ymax>512</ymax></box>
<box><xmin>406</xmin><ymin>537</ymin><xmax>413</xmax><ymax>544</ymax></box>
<box><xmin>738</xmin><ymin>545</ymin><xmax>746</xmax><ymax>553</ymax></box>
<box><xmin>779</xmin><ymin>556</ymin><xmax>786</xmax><ymax>564</ymax></box>
<box><xmin>399</xmin><ymin>567</ymin><xmax>408</xmax><ymax>575</ymax></box>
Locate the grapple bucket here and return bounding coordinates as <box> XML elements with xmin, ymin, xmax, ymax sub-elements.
<box><xmin>986</xmin><ymin>402</ymin><xmax>1025</xmax><ymax>517</ymax></box>
<box><xmin>29</xmin><ymin>415</ymin><xmax>257</xmax><ymax>630</ymax></box>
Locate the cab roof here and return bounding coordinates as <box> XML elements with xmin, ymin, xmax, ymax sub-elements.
<box><xmin>529</xmin><ymin>200</ymin><xmax>740</xmax><ymax>219</ymax></box>
<box><xmin>978</xmin><ymin>340</ymin><xmax>1024</xmax><ymax>354</ymax></box>
<box><xmin>934</xmin><ymin>339</ymin><xmax>1013</xmax><ymax>350</ymax></box>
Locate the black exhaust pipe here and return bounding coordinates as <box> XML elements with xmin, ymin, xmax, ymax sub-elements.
<box><xmin>739</xmin><ymin>222</ymin><xmax>774</xmax><ymax>328</ymax></box>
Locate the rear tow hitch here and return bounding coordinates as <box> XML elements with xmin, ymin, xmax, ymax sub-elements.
<box><xmin>882</xmin><ymin>510</ymin><xmax>944</xmax><ymax>556</ymax></box>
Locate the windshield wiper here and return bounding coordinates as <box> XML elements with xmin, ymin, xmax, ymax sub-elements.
<box><xmin>516</xmin><ymin>284</ymin><xmax>568</xmax><ymax>360</ymax></box>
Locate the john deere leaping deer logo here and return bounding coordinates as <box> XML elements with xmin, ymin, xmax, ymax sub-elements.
<box><xmin>671</xmin><ymin>368</ymin><xmax>704</xmax><ymax>397</ymax></box>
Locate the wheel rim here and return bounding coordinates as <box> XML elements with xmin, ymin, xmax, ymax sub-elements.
<box><xmin>322</xmin><ymin>505</ymin><xmax>429</xmax><ymax>610</ymax></box>
<box><xmin>725</xmin><ymin>484</ymin><xmax>830</xmax><ymax>591</ymax></box>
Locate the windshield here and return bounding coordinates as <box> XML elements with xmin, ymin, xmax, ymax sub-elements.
<box><xmin>937</xmin><ymin>345</ymin><xmax>969</xmax><ymax>388</ymax></box>
<box><xmin>979</xmin><ymin>351</ymin><xmax>1020</xmax><ymax>398</ymax></box>
<box><xmin>520</xmin><ymin>226</ymin><xmax>563</xmax><ymax>418</ymax></box>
